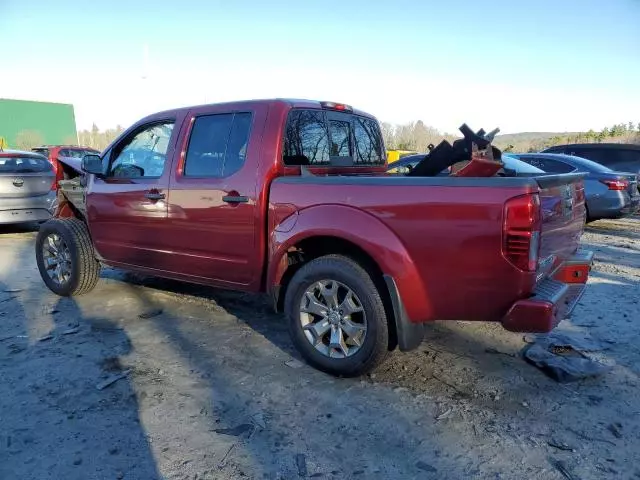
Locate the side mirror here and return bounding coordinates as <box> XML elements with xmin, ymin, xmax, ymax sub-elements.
<box><xmin>81</xmin><ymin>154</ymin><xmax>104</xmax><ymax>176</ymax></box>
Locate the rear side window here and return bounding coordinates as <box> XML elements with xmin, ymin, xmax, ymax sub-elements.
<box><xmin>354</xmin><ymin>117</ymin><xmax>384</xmax><ymax>164</ymax></box>
<box><xmin>283</xmin><ymin>110</ymin><xmax>330</xmax><ymax>165</ymax></box>
<box><xmin>572</xmin><ymin>148</ymin><xmax>640</xmax><ymax>171</ymax></box>
<box><xmin>283</xmin><ymin>109</ymin><xmax>384</xmax><ymax>166</ymax></box>
<box><xmin>502</xmin><ymin>155</ymin><xmax>545</xmax><ymax>174</ymax></box>
<box><xmin>184</xmin><ymin>112</ymin><xmax>252</xmax><ymax>177</ymax></box>
<box><xmin>570</xmin><ymin>148</ymin><xmax>615</xmax><ymax>167</ymax></box>
<box><xmin>0</xmin><ymin>156</ymin><xmax>53</xmax><ymax>173</ymax></box>
<box><xmin>519</xmin><ymin>156</ymin><xmax>575</xmax><ymax>173</ymax></box>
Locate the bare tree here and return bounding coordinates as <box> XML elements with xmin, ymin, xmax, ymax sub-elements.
<box><xmin>14</xmin><ymin>130</ymin><xmax>45</xmax><ymax>151</ymax></box>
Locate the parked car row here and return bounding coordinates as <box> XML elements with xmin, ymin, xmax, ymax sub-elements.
<box><xmin>388</xmin><ymin>144</ymin><xmax>640</xmax><ymax>221</ymax></box>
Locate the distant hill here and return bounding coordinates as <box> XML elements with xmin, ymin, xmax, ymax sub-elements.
<box><xmin>494</xmin><ymin>132</ymin><xmax>579</xmax><ymax>144</ymax></box>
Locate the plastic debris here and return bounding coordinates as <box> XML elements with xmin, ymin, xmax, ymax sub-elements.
<box><xmin>96</xmin><ymin>370</ymin><xmax>131</xmax><ymax>390</ymax></box>
<box><xmin>522</xmin><ymin>332</ymin><xmax>612</xmax><ymax>383</ymax></box>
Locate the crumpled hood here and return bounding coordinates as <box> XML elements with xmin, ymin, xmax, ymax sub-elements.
<box><xmin>57</xmin><ymin>155</ymin><xmax>84</xmax><ymax>173</ymax></box>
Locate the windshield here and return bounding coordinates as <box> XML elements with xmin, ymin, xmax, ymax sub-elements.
<box><xmin>0</xmin><ymin>156</ymin><xmax>53</xmax><ymax>174</ymax></box>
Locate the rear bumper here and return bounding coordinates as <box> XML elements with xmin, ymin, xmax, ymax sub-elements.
<box><xmin>0</xmin><ymin>208</ymin><xmax>52</xmax><ymax>224</ymax></box>
<box><xmin>501</xmin><ymin>249</ymin><xmax>594</xmax><ymax>332</ymax></box>
<box><xmin>588</xmin><ymin>192</ymin><xmax>639</xmax><ymax>219</ymax></box>
<box><xmin>0</xmin><ymin>192</ymin><xmax>56</xmax><ymax>224</ymax></box>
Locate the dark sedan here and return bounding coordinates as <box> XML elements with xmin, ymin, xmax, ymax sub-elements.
<box><xmin>0</xmin><ymin>150</ymin><xmax>56</xmax><ymax>225</ymax></box>
<box><xmin>510</xmin><ymin>153</ymin><xmax>639</xmax><ymax>221</ymax></box>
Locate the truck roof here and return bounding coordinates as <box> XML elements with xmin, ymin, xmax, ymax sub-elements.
<box><xmin>140</xmin><ymin>98</ymin><xmax>377</xmax><ymax>123</ymax></box>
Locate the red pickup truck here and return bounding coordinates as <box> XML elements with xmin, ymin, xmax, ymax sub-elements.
<box><xmin>35</xmin><ymin>99</ymin><xmax>593</xmax><ymax>376</ymax></box>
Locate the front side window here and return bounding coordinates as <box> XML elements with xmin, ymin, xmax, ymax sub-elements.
<box><xmin>539</xmin><ymin>158</ymin><xmax>575</xmax><ymax>173</ymax></box>
<box><xmin>109</xmin><ymin>122</ymin><xmax>174</xmax><ymax>178</ymax></box>
<box><xmin>183</xmin><ymin>112</ymin><xmax>252</xmax><ymax>177</ymax></box>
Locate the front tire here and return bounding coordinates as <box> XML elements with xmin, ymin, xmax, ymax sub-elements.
<box><xmin>35</xmin><ymin>218</ymin><xmax>101</xmax><ymax>296</ymax></box>
<box><xmin>284</xmin><ymin>255</ymin><xmax>389</xmax><ymax>377</ymax></box>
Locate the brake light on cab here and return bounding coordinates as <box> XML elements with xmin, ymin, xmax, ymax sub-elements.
<box><xmin>503</xmin><ymin>193</ymin><xmax>542</xmax><ymax>272</ymax></box>
<box><xmin>320</xmin><ymin>101</ymin><xmax>353</xmax><ymax>112</ymax></box>
<box><xmin>600</xmin><ymin>179</ymin><xmax>629</xmax><ymax>191</ymax></box>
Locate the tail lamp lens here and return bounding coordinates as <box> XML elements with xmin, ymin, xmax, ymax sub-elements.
<box><xmin>503</xmin><ymin>193</ymin><xmax>542</xmax><ymax>271</ymax></box>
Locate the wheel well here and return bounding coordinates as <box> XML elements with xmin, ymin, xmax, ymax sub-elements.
<box><xmin>276</xmin><ymin>236</ymin><xmax>398</xmax><ymax>350</ymax></box>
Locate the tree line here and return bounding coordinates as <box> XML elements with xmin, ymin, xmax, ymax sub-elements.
<box><xmin>10</xmin><ymin>120</ymin><xmax>640</xmax><ymax>154</ymax></box>
<box><xmin>11</xmin><ymin>123</ymin><xmax>125</xmax><ymax>151</ymax></box>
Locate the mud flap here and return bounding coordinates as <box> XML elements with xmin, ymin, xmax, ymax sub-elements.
<box><xmin>383</xmin><ymin>275</ymin><xmax>425</xmax><ymax>351</ymax></box>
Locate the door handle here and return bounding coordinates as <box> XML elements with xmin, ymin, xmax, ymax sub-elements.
<box><xmin>144</xmin><ymin>192</ymin><xmax>165</xmax><ymax>201</ymax></box>
<box><xmin>222</xmin><ymin>195</ymin><xmax>249</xmax><ymax>204</ymax></box>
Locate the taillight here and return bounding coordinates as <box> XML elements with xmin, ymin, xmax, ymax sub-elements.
<box><xmin>503</xmin><ymin>193</ymin><xmax>541</xmax><ymax>272</ymax></box>
<box><xmin>601</xmin><ymin>179</ymin><xmax>628</xmax><ymax>191</ymax></box>
<box><xmin>51</xmin><ymin>178</ymin><xmax>57</xmax><ymax>191</ymax></box>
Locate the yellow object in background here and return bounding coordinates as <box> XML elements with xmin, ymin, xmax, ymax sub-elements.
<box><xmin>386</xmin><ymin>150</ymin><xmax>417</xmax><ymax>164</ymax></box>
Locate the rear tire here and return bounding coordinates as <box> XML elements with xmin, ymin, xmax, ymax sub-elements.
<box><xmin>285</xmin><ymin>254</ymin><xmax>389</xmax><ymax>377</ymax></box>
<box><xmin>35</xmin><ymin>218</ymin><xmax>101</xmax><ymax>296</ymax></box>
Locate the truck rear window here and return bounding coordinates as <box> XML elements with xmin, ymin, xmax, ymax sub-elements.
<box><xmin>283</xmin><ymin>109</ymin><xmax>384</xmax><ymax>166</ymax></box>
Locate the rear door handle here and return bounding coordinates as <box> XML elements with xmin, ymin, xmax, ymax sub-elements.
<box><xmin>144</xmin><ymin>192</ymin><xmax>165</xmax><ymax>201</ymax></box>
<box><xmin>222</xmin><ymin>195</ymin><xmax>249</xmax><ymax>204</ymax></box>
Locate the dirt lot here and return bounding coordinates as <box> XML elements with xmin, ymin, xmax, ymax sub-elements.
<box><xmin>1</xmin><ymin>218</ymin><xmax>639</xmax><ymax>480</ymax></box>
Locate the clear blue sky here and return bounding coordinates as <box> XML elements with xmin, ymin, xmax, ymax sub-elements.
<box><xmin>1</xmin><ymin>0</ymin><xmax>639</xmax><ymax>133</ymax></box>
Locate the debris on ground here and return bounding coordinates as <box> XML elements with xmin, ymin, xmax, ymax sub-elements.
<box><xmin>213</xmin><ymin>424</ymin><xmax>254</xmax><ymax>437</ymax></box>
<box><xmin>484</xmin><ymin>347</ymin><xmax>516</xmax><ymax>357</ymax></box>
<box><xmin>138</xmin><ymin>309</ymin><xmax>163</xmax><ymax>319</ymax></box>
<box><xmin>295</xmin><ymin>453</ymin><xmax>308</xmax><ymax>477</ymax></box>
<box><xmin>62</xmin><ymin>326</ymin><xmax>80</xmax><ymax>335</ymax></box>
<box><xmin>96</xmin><ymin>370</ymin><xmax>131</xmax><ymax>391</ymax></box>
<box><xmin>38</xmin><ymin>335</ymin><xmax>53</xmax><ymax>342</ymax></box>
<box><xmin>285</xmin><ymin>359</ymin><xmax>304</xmax><ymax>369</ymax></box>
<box><xmin>3</xmin><ymin>288</ymin><xmax>22</xmax><ymax>293</ymax></box>
<box><xmin>550</xmin><ymin>459</ymin><xmax>578</xmax><ymax>480</ymax></box>
<box><xmin>521</xmin><ymin>332</ymin><xmax>612</xmax><ymax>382</ymax></box>
<box><xmin>435</xmin><ymin>408</ymin><xmax>453</xmax><ymax>421</ymax></box>
<box><xmin>608</xmin><ymin>423</ymin><xmax>623</xmax><ymax>439</ymax></box>
<box><xmin>250</xmin><ymin>412</ymin><xmax>267</xmax><ymax>430</ymax></box>
<box><xmin>547</xmin><ymin>440</ymin><xmax>575</xmax><ymax>452</ymax></box>
<box><xmin>416</xmin><ymin>461</ymin><xmax>437</xmax><ymax>473</ymax></box>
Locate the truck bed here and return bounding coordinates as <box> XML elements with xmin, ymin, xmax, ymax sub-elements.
<box><xmin>270</xmin><ymin>172</ymin><xmax>586</xmax><ymax>324</ymax></box>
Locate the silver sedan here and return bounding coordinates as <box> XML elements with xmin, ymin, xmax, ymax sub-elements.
<box><xmin>0</xmin><ymin>150</ymin><xmax>56</xmax><ymax>225</ymax></box>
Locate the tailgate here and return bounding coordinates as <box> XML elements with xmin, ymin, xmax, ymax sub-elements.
<box><xmin>536</xmin><ymin>173</ymin><xmax>587</xmax><ymax>275</ymax></box>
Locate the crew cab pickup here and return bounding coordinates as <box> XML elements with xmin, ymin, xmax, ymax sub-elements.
<box><xmin>35</xmin><ymin>99</ymin><xmax>593</xmax><ymax>376</ymax></box>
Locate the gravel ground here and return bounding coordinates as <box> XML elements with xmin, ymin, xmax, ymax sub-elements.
<box><xmin>0</xmin><ymin>217</ymin><xmax>639</xmax><ymax>480</ymax></box>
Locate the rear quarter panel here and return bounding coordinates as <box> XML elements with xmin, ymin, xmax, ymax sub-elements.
<box><xmin>269</xmin><ymin>177</ymin><xmax>539</xmax><ymax>323</ymax></box>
